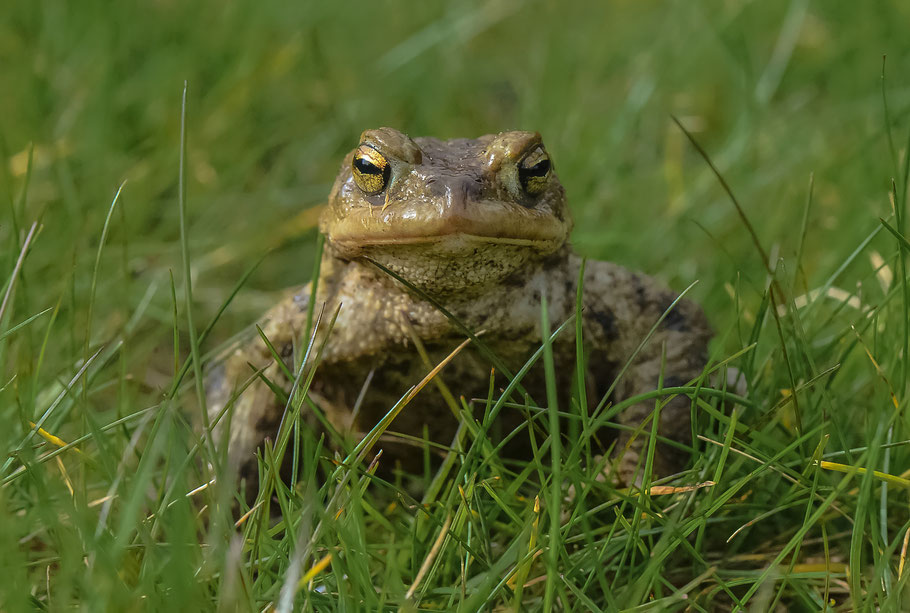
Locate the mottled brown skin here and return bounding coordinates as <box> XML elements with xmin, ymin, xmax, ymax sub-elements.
<box><xmin>206</xmin><ymin>128</ymin><xmax>712</xmax><ymax>488</ymax></box>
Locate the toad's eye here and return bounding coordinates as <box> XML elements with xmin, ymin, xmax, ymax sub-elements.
<box><xmin>352</xmin><ymin>145</ymin><xmax>391</xmax><ymax>195</ymax></box>
<box><xmin>518</xmin><ymin>147</ymin><xmax>551</xmax><ymax>196</ymax></box>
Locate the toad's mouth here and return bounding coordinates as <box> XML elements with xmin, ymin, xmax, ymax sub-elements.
<box><xmin>321</xmin><ymin>196</ymin><xmax>572</xmax><ymax>259</ymax></box>
<box><xmin>338</xmin><ymin>233</ymin><xmax>549</xmax><ymax>248</ymax></box>
<box><xmin>327</xmin><ymin>232</ymin><xmax>563</xmax><ymax>262</ymax></box>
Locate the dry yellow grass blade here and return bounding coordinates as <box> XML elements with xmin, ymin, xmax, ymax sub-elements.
<box><xmin>818</xmin><ymin>461</ymin><xmax>910</xmax><ymax>489</ymax></box>
<box><xmin>850</xmin><ymin>325</ymin><xmax>900</xmax><ymax>411</ymax></box>
<box><xmin>900</xmin><ymin>528</ymin><xmax>910</xmax><ymax>580</ymax></box>
<box><xmin>29</xmin><ymin>421</ymin><xmax>85</xmax><ymax>457</ymax></box>
<box><xmin>55</xmin><ymin>456</ymin><xmax>74</xmax><ymax>496</ymax></box>
<box><xmin>405</xmin><ymin>512</ymin><xmax>453</xmax><ymax>601</ymax></box>
<box><xmin>614</xmin><ymin>480</ymin><xmax>715</xmax><ymax>498</ymax></box>
<box><xmin>343</xmin><ymin>337</ymin><xmax>472</xmax><ymax>467</ymax></box>
<box><xmin>295</xmin><ymin>553</ymin><xmax>333</xmax><ymax>591</ymax></box>
<box><xmin>508</xmin><ymin>495</ymin><xmax>541</xmax><ymax>593</ymax></box>
<box><xmin>234</xmin><ymin>500</ymin><xmax>264</xmax><ymax>528</ymax></box>
<box><xmin>403</xmin><ymin>337</ymin><xmax>473</xmax><ymax>405</ymax></box>
<box><xmin>644</xmin><ymin>482</ymin><xmax>715</xmax><ymax>496</ymax></box>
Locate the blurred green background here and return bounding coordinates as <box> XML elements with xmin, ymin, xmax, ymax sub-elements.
<box><xmin>4</xmin><ymin>2</ymin><xmax>910</xmax><ymax>608</ymax></box>
<box><xmin>4</xmin><ymin>0</ymin><xmax>909</xmax><ymax>360</ymax></box>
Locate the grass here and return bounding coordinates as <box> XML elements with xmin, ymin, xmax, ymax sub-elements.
<box><xmin>3</xmin><ymin>1</ymin><xmax>910</xmax><ymax>610</ymax></box>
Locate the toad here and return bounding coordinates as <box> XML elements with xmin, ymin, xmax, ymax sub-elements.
<box><xmin>205</xmin><ymin>127</ymin><xmax>712</xmax><ymax>489</ymax></box>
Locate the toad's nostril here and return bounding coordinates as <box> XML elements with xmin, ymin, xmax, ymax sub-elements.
<box><xmin>443</xmin><ymin>177</ymin><xmax>479</xmax><ymax>214</ymax></box>
<box><xmin>444</xmin><ymin>182</ymin><xmax>468</xmax><ymax>214</ymax></box>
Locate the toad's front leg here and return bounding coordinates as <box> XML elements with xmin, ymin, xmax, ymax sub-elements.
<box><xmin>611</xmin><ymin>332</ymin><xmax>711</xmax><ymax>485</ymax></box>
<box><xmin>580</xmin><ymin>259</ymin><xmax>712</xmax><ymax>485</ymax></box>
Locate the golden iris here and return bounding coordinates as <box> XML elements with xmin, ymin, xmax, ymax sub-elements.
<box><xmin>352</xmin><ymin>145</ymin><xmax>391</xmax><ymax>195</ymax></box>
<box><xmin>517</xmin><ymin>147</ymin><xmax>551</xmax><ymax>196</ymax></box>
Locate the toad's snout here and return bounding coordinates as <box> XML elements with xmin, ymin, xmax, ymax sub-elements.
<box><xmin>438</xmin><ymin>175</ymin><xmax>484</xmax><ymax>214</ymax></box>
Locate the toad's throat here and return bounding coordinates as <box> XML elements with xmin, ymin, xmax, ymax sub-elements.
<box><xmin>353</xmin><ymin>236</ymin><xmax>553</xmax><ymax>293</ymax></box>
